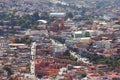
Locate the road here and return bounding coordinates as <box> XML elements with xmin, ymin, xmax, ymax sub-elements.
<box><xmin>51</xmin><ymin>38</ymin><xmax>91</xmax><ymax>64</ymax></box>
<box><xmin>70</xmin><ymin>50</ymin><xmax>90</xmax><ymax>64</ymax></box>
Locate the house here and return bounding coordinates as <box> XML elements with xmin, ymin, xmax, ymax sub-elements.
<box><xmin>87</xmin><ymin>73</ymin><xmax>103</xmax><ymax>80</ymax></box>
<box><xmin>95</xmin><ymin>40</ymin><xmax>112</xmax><ymax>49</ymax></box>
<box><xmin>64</xmin><ymin>18</ymin><xmax>76</xmax><ymax>27</ymax></box>
<box><xmin>71</xmin><ymin>31</ymin><xmax>83</xmax><ymax>40</ymax></box>
<box><xmin>96</xmin><ymin>64</ymin><xmax>108</xmax><ymax>71</ymax></box>
<box><xmin>107</xmin><ymin>72</ymin><xmax>120</xmax><ymax>80</ymax></box>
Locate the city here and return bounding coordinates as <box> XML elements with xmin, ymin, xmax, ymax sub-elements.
<box><xmin>0</xmin><ymin>0</ymin><xmax>120</xmax><ymax>80</ymax></box>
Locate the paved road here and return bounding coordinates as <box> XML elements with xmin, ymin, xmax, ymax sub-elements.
<box><xmin>51</xmin><ymin>38</ymin><xmax>91</xmax><ymax>64</ymax></box>
<box><xmin>70</xmin><ymin>50</ymin><xmax>90</xmax><ymax>64</ymax></box>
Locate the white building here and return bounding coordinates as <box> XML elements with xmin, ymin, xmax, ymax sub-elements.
<box><xmin>95</xmin><ymin>40</ymin><xmax>112</xmax><ymax>49</ymax></box>
<box><xmin>54</xmin><ymin>44</ymin><xmax>66</xmax><ymax>53</ymax></box>
<box><xmin>64</xmin><ymin>18</ymin><xmax>76</xmax><ymax>27</ymax></box>
<box><xmin>26</xmin><ymin>30</ymin><xmax>43</xmax><ymax>41</ymax></box>
<box><xmin>71</xmin><ymin>31</ymin><xmax>83</xmax><ymax>40</ymax></box>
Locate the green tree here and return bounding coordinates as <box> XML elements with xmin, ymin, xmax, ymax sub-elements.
<box><xmin>81</xmin><ymin>72</ymin><xmax>86</xmax><ymax>78</ymax></box>
<box><xmin>33</xmin><ymin>12</ymin><xmax>40</xmax><ymax>20</ymax></box>
<box><xmin>98</xmin><ymin>70</ymin><xmax>104</xmax><ymax>76</ymax></box>
<box><xmin>26</xmin><ymin>37</ymin><xmax>32</xmax><ymax>44</ymax></box>
<box><xmin>116</xmin><ymin>59</ymin><xmax>120</xmax><ymax>67</ymax></box>
<box><xmin>60</xmin><ymin>55</ymin><xmax>74</xmax><ymax>61</ymax></box>
<box><xmin>3</xmin><ymin>66</ymin><xmax>13</xmax><ymax>77</ymax></box>
<box><xmin>40</xmin><ymin>12</ymin><xmax>49</xmax><ymax>20</ymax></box>
<box><xmin>26</xmin><ymin>64</ymin><xmax>30</xmax><ymax>70</ymax></box>
<box><xmin>63</xmin><ymin>50</ymin><xmax>70</xmax><ymax>56</ymax></box>
<box><xmin>66</xmin><ymin>12</ymin><xmax>73</xmax><ymax>19</ymax></box>
<box><xmin>84</xmin><ymin>31</ymin><xmax>90</xmax><ymax>37</ymax></box>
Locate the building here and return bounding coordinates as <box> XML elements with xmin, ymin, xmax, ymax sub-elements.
<box><xmin>95</xmin><ymin>40</ymin><xmax>112</xmax><ymax>49</ymax></box>
<box><xmin>71</xmin><ymin>31</ymin><xmax>83</xmax><ymax>40</ymax></box>
<box><xmin>64</xmin><ymin>18</ymin><xmax>76</xmax><ymax>27</ymax></box>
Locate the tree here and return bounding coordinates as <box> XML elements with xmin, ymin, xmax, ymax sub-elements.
<box><xmin>98</xmin><ymin>70</ymin><xmax>104</xmax><ymax>76</ymax></box>
<box><xmin>33</xmin><ymin>12</ymin><xmax>40</xmax><ymax>20</ymax></box>
<box><xmin>60</xmin><ymin>55</ymin><xmax>75</xmax><ymax>61</ymax></box>
<box><xmin>84</xmin><ymin>31</ymin><xmax>90</xmax><ymax>37</ymax></box>
<box><xmin>63</xmin><ymin>50</ymin><xmax>70</xmax><ymax>56</ymax></box>
<box><xmin>14</xmin><ymin>36</ymin><xmax>32</xmax><ymax>44</ymax></box>
<box><xmin>66</xmin><ymin>12</ymin><xmax>73</xmax><ymax>19</ymax></box>
<box><xmin>81</xmin><ymin>72</ymin><xmax>86</xmax><ymax>78</ymax></box>
<box><xmin>77</xmin><ymin>72</ymin><xmax>86</xmax><ymax>78</ymax></box>
<box><xmin>26</xmin><ymin>64</ymin><xmax>30</xmax><ymax>70</ymax></box>
<box><xmin>40</xmin><ymin>12</ymin><xmax>49</xmax><ymax>20</ymax></box>
<box><xmin>3</xmin><ymin>66</ymin><xmax>13</xmax><ymax>77</ymax></box>
<box><xmin>117</xmin><ymin>59</ymin><xmax>120</xmax><ymax>67</ymax></box>
<box><xmin>25</xmin><ymin>37</ymin><xmax>32</xmax><ymax>44</ymax></box>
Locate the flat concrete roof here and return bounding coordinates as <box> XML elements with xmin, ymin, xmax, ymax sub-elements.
<box><xmin>73</xmin><ymin>31</ymin><xmax>83</xmax><ymax>34</ymax></box>
<box><xmin>9</xmin><ymin>43</ymin><xmax>26</xmax><ymax>46</ymax></box>
<box><xmin>50</xmin><ymin>13</ymin><xmax>66</xmax><ymax>17</ymax></box>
